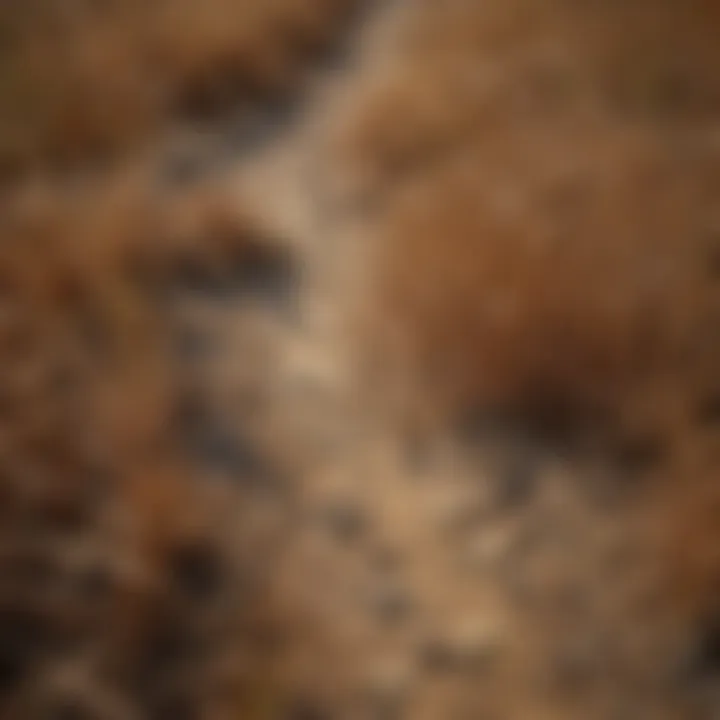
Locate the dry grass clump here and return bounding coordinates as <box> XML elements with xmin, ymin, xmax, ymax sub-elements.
<box><xmin>332</xmin><ymin>0</ymin><xmax>720</xmax><ymax>204</ymax></box>
<box><xmin>367</xmin><ymin>124</ymin><xmax>720</xmax><ymax>445</ymax></box>
<box><xmin>0</xmin><ymin>0</ymin><xmax>322</xmax><ymax>702</ymax></box>
<box><xmin>0</xmin><ymin>177</ymin><xmax>288</xmax><ymax>716</ymax></box>
<box><xmin>345</xmin><ymin>0</ymin><xmax>720</xmax><ymax>445</ymax></box>
<box><xmin>350</xmin><ymin>0</ymin><xmax>720</xmax><ymax>648</ymax></box>
<box><xmin>0</xmin><ymin>0</ymin><xmax>357</xmax><ymax>174</ymax></box>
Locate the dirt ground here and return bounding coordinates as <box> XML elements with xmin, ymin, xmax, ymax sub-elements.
<box><xmin>2</xmin><ymin>1</ymin><xmax>720</xmax><ymax>718</ymax></box>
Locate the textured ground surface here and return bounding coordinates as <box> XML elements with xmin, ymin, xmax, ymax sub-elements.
<box><xmin>3</xmin><ymin>0</ymin><xmax>720</xmax><ymax>718</ymax></box>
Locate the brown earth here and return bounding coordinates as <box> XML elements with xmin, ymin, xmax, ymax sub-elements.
<box><xmin>2</xmin><ymin>1</ymin><xmax>720</xmax><ymax>718</ymax></box>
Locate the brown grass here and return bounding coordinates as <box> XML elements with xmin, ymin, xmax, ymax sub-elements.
<box><xmin>0</xmin><ymin>175</ymin><xmax>290</xmax><ymax>715</ymax></box>
<box><xmin>333</xmin><ymin>0</ymin><xmax>720</xmax><ymax>204</ymax></box>
<box><xmin>0</xmin><ymin>0</ymin><xmax>344</xmax><ymax>709</ymax></box>
<box><xmin>350</xmin><ymin>0</ymin><xmax>720</xmax><ymax>638</ymax></box>
<box><xmin>0</xmin><ymin>0</ymin><xmax>356</xmax><ymax>174</ymax></box>
<box><xmin>347</xmin><ymin>1</ymin><xmax>720</xmax><ymax>419</ymax></box>
<box><xmin>4</xmin><ymin>0</ymin><xmax>720</xmax><ymax>709</ymax></box>
<box><xmin>367</xmin><ymin>129</ymin><xmax>718</xmax><ymax>441</ymax></box>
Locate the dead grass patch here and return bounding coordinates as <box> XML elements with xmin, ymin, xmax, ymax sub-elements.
<box><xmin>0</xmin><ymin>0</ymin><xmax>357</xmax><ymax>174</ymax></box>
<box><xmin>366</xmin><ymin>124</ymin><xmax>719</xmax><ymax>443</ymax></box>
<box><xmin>348</xmin><ymin>0</ymin><xmax>720</xmax><ymax>642</ymax></box>
<box><xmin>332</xmin><ymin>0</ymin><xmax>720</xmax><ymax>203</ymax></box>
<box><xmin>0</xmin><ymin>175</ymin><xmax>289</xmax><ymax>715</ymax></box>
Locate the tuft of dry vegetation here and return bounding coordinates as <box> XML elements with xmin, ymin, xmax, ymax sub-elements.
<box><xmin>347</xmin><ymin>0</ymin><xmax>720</xmax><ymax>642</ymax></box>
<box><xmin>0</xmin><ymin>174</ymin><xmax>293</xmax><ymax>716</ymax></box>
<box><xmin>367</xmin><ymin>131</ymin><xmax>719</xmax><ymax>443</ymax></box>
<box><xmin>0</xmin><ymin>0</ymin><xmax>357</xmax><ymax>174</ymax></box>
<box><xmin>333</xmin><ymin>0</ymin><xmax>720</xmax><ymax>204</ymax></box>
<box><xmin>0</xmin><ymin>0</ymin><xmax>356</xmax><ymax>711</ymax></box>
